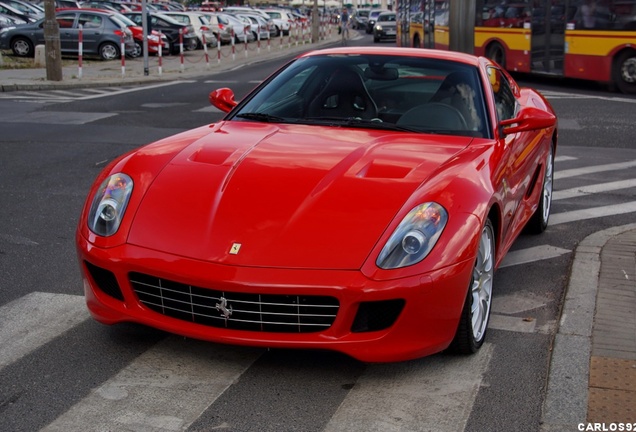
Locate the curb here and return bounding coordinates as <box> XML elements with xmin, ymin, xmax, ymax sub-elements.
<box><xmin>541</xmin><ymin>223</ymin><xmax>636</xmax><ymax>430</ymax></box>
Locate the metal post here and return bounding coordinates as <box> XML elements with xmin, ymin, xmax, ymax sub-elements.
<box><xmin>141</xmin><ymin>0</ymin><xmax>149</xmax><ymax>76</ymax></box>
<box><xmin>449</xmin><ymin>0</ymin><xmax>475</xmax><ymax>54</ymax></box>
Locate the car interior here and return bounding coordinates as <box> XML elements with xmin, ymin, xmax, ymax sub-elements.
<box><xmin>233</xmin><ymin>54</ymin><xmax>491</xmax><ymax>138</ymax></box>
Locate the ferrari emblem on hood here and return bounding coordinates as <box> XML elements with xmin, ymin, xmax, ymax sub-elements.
<box><xmin>229</xmin><ymin>243</ymin><xmax>241</xmax><ymax>255</ymax></box>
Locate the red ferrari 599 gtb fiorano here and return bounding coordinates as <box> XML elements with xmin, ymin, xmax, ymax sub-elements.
<box><xmin>76</xmin><ymin>47</ymin><xmax>557</xmax><ymax>362</ymax></box>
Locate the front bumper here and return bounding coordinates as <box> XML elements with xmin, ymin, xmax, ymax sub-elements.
<box><xmin>77</xmin><ymin>235</ymin><xmax>472</xmax><ymax>363</ymax></box>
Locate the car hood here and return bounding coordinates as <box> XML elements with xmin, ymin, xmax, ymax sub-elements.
<box><xmin>127</xmin><ymin>122</ymin><xmax>472</xmax><ymax>269</ymax></box>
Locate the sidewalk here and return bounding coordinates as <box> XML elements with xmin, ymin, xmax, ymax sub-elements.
<box><xmin>1</xmin><ymin>34</ymin><xmax>635</xmax><ymax>429</ymax></box>
<box><xmin>0</xmin><ymin>28</ymin><xmax>341</xmax><ymax>91</ymax></box>
<box><xmin>542</xmin><ymin>223</ymin><xmax>636</xmax><ymax>430</ymax></box>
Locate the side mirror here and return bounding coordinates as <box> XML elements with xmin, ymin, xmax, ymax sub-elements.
<box><xmin>500</xmin><ymin>106</ymin><xmax>556</xmax><ymax>136</ymax></box>
<box><xmin>209</xmin><ymin>88</ymin><xmax>237</xmax><ymax>113</ymax></box>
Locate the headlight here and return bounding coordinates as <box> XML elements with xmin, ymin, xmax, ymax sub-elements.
<box><xmin>375</xmin><ymin>24</ymin><xmax>382</xmax><ymax>31</ymax></box>
<box><xmin>87</xmin><ymin>173</ymin><xmax>133</xmax><ymax>237</ymax></box>
<box><xmin>377</xmin><ymin>202</ymin><xmax>448</xmax><ymax>269</ymax></box>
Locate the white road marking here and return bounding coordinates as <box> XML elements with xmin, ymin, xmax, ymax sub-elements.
<box><xmin>555</xmin><ymin>160</ymin><xmax>636</xmax><ymax>180</ymax></box>
<box><xmin>500</xmin><ymin>245</ymin><xmax>571</xmax><ymax>268</ymax></box>
<box><xmin>72</xmin><ymin>80</ymin><xmax>197</xmax><ymax>101</ymax></box>
<box><xmin>489</xmin><ymin>314</ymin><xmax>537</xmax><ymax>333</ymax></box>
<box><xmin>555</xmin><ymin>155</ymin><xmax>577</xmax><ymax>162</ymax></box>
<box><xmin>194</xmin><ymin>105</ymin><xmax>222</xmax><ymax>112</ymax></box>
<box><xmin>550</xmin><ymin>201</ymin><xmax>636</xmax><ymax>225</ymax></box>
<box><xmin>324</xmin><ymin>344</ymin><xmax>493</xmax><ymax>432</ymax></box>
<box><xmin>0</xmin><ymin>292</ymin><xmax>88</xmax><ymax>371</ymax></box>
<box><xmin>541</xmin><ymin>90</ymin><xmax>636</xmax><ymax>103</ymax></box>
<box><xmin>554</xmin><ymin>179</ymin><xmax>636</xmax><ymax>200</ymax></box>
<box><xmin>1</xmin><ymin>111</ymin><xmax>117</xmax><ymax>125</ymax></box>
<box><xmin>42</xmin><ymin>338</ymin><xmax>262</xmax><ymax>432</ymax></box>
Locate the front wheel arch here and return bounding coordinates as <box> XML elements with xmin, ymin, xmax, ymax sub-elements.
<box><xmin>486</xmin><ymin>41</ymin><xmax>507</xmax><ymax>69</ymax></box>
<box><xmin>613</xmin><ymin>48</ymin><xmax>636</xmax><ymax>94</ymax></box>
<box><xmin>449</xmin><ymin>218</ymin><xmax>495</xmax><ymax>354</ymax></box>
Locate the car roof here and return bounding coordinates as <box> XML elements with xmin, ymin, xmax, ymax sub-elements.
<box><xmin>298</xmin><ymin>46</ymin><xmax>481</xmax><ymax>67</ymax></box>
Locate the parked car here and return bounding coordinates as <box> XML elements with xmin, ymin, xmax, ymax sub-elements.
<box><xmin>233</xmin><ymin>13</ymin><xmax>270</xmax><ymax>41</ymax></box>
<box><xmin>199</xmin><ymin>11</ymin><xmax>233</xmax><ymax>45</ymax></box>
<box><xmin>262</xmin><ymin>8</ymin><xmax>294</xmax><ymax>36</ymax></box>
<box><xmin>2</xmin><ymin>0</ymin><xmax>43</xmax><ymax>21</ymax></box>
<box><xmin>77</xmin><ymin>46</ymin><xmax>557</xmax><ymax>363</ymax></box>
<box><xmin>365</xmin><ymin>8</ymin><xmax>389</xmax><ymax>33</ymax></box>
<box><xmin>0</xmin><ymin>1</ymin><xmax>37</xmax><ymax>23</ymax></box>
<box><xmin>58</xmin><ymin>7</ymin><xmax>168</xmax><ymax>57</ymax></box>
<box><xmin>373</xmin><ymin>11</ymin><xmax>397</xmax><ymax>42</ymax></box>
<box><xmin>162</xmin><ymin>11</ymin><xmax>215</xmax><ymax>48</ymax></box>
<box><xmin>0</xmin><ymin>11</ymin><xmax>25</xmax><ymax>29</ymax></box>
<box><xmin>352</xmin><ymin>7</ymin><xmax>371</xmax><ymax>30</ymax></box>
<box><xmin>0</xmin><ymin>9</ymin><xmax>135</xmax><ymax>59</ymax></box>
<box><xmin>80</xmin><ymin>1</ymin><xmax>132</xmax><ymax>13</ymax></box>
<box><xmin>125</xmin><ymin>11</ymin><xmax>198</xmax><ymax>53</ymax></box>
<box><xmin>217</xmin><ymin>11</ymin><xmax>254</xmax><ymax>43</ymax></box>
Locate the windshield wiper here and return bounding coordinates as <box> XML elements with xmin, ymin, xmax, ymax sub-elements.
<box><xmin>304</xmin><ymin>117</ymin><xmax>420</xmax><ymax>132</ymax></box>
<box><xmin>235</xmin><ymin>112</ymin><xmax>286</xmax><ymax>123</ymax></box>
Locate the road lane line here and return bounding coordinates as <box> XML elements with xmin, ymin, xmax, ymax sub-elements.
<box><xmin>41</xmin><ymin>338</ymin><xmax>262</xmax><ymax>432</ymax></box>
<box><xmin>554</xmin><ymin>179</ymin><xmax>636</xmax><ymax>200</ymax></box>
<box><xmin>73</xmin><ymin>81</ymin><xmax>197</xmax><ymax>101</ymax></box>
<box><xmin>0</xmin><ymin>292</ymin><xmax>88</xmax><ymax>371</ymax></box>
<box><xmin>324</xmin><ymin>344</ymin><xmax>493</xmax><ymax>432</ymax></box>
<box><xmin>551</xmin><ymin>201</ymin><xmax>636</xmax><ymax>225</ymax></box>
<box><xmin>555</xmin><ymin>160</ymin><xmax>636</xmax><ymax>180</ymax></box>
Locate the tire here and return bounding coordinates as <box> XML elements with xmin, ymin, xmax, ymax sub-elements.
<box><xmin>526</xmin><ymin>144</ymin><xmax>554</xmax><ymax>234</ymax></box>
<box><xmin>99</xmin><ymin>42</ymin><xmax>120</xmax><ymax>61</ymax></box>
<box><xmin>11</xmin><ymin>37</ymin><xmax>33</xmax><ymax>57</ymax></box>
<box><xmin>413</xmin><ymin>34</ymin><xmax>421</xmax><ymax>48</ymax></box>
<box><xmin>486</xmin><ymin>41</ymin><xmax>506</xmax><ymax>69</ymax></box>
<box><xmin>131</xmin><ymin>40</ymin><xmax>142</xmax><ymax>58</ymax></box>
<box><xmin>613</xmin><ymin>49</ymin><xmax>636</xmax><ymax>94</ymax></box>
<box><xmin>449</xmin><ymin>219</ymin><xmax>495</xmax><ymax>354</ymax></box>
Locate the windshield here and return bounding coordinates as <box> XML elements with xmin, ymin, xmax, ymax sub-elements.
<box><xmin>231</xmin><ymin>53</ymin><xmax>490</xmax><ymax>138</ymax></box>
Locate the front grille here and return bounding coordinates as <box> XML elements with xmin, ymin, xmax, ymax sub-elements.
<box><xmin>129</xmin><ymin>272</ymin><xmax>339</xmax><ymax>333</ymax></box>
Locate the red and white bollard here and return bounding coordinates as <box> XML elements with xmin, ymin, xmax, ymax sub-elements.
<box><xmin>120</xmin><ymin>30</ymin><xmax>125</xmax><ymax>78</ymax></box>
<box><xmin>179</xmin><ymin>28</ymin><xmax>184</xmax><ymax>73</ymax></box>
<box><xmin>203</xmin><ymin>33</ymin><xmax>210</xmax><ymax>69</ymax></box>
<box><xmin>78</xmin><ymin>24</ymin><xmax>83</xmax><ymax>79</ymax></box>
<box><xmin>158</xmin><ymin>31</ymin><xmax>163</xmax><ymax>76</ymax></box>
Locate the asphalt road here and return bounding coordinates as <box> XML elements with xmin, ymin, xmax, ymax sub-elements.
<box><xmin>1</xmin><ymin>35</ymin><xmax>635</xmax><ymax>432</ymax></box>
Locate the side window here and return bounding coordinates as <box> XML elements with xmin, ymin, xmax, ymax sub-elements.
<box><xmin>487</xmin><ymin>66</ymin><xmax>516</xmax><ymax>121</ymax></box>
<box><xmin>79</xmin><ymin>14</ymin><xmax>102</xmax><ymax>29</ymax></box>
<box><xmin>56</xmin><ymin>14</ymin><xmax>75</xmax><ymax>29</ymax></box>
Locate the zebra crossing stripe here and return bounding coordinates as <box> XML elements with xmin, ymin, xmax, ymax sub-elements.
<box><xmin>550</xmin><ymin>201</ymin><xmax>636</xmax><ymax>225</ymax></box>
<box><xmin>553</xmin><ymin>179</ymin><xmax>636</xmax><ymax>201</ymax></box>
<box><xmin>41</xmin><ymin>338</ymin><xmax>262</xmax><ymax>432</ymax></box>
<box><xmin>324</xmin><ymin>344</ymin><xmax>494</xmax><ymax>432</ymax></box>
<box><xmin>555</xmin><ymin>160</ymin><xmax>636</xmax><ymax>180</ymax></box>
<box><xmin>0</xmin><ymin>292</ymin><xmax>88</xmax><ymax>371</ymax></box>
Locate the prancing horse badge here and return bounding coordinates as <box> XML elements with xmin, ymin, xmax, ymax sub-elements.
<box><xmin>230</xmin><ymin>243</ymin><xmax>241</xmax><ymax>255</ymax></box>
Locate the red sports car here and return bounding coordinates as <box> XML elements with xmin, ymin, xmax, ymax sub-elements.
<box><xmin>76</xmin><ymin>47</ymin><xmax>557</xmax><ymax>363</ymax></box>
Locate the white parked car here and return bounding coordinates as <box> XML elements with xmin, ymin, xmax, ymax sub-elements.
<box><xmin>163</xmin><ymin>11</ymin><xmax>215</xmax><ymax>48</ymax></box>
<box><xmin>262</xmin><ymin>8</ymin><xmax>294</xmax><ymax>36</ymax></box>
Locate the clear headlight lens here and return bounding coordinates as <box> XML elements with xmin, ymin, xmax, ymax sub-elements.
<box><xmin>87</xmin><ymin>173</ymin><xmax>133</xmax><ymax>237</ymax></box>
<box><xmin>377</xmin><ymin>202</ymin><xmax>448</xmax><ymax>269</ymax></box>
